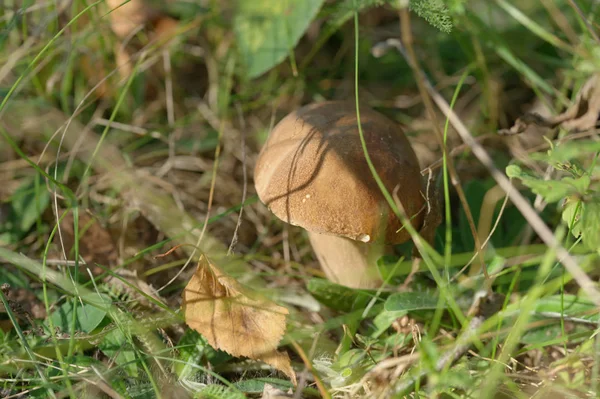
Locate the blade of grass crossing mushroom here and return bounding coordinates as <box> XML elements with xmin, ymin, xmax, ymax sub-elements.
<box><xmin>396</xmin><ymin>8</ymin><xmax>488</xmax><ymax>283</ymax></box>
<box><xmin>376</xmin><ymin>11</ymin><xmax>600</xmax><ymax>306</ymax></box>
<box><xmin>352</xmin><ymin>7</ymin><xmax>467</xmax><ymax>325</ymax></box>
<box><xmin>425</xmin><ymin>69</ymin><xmax>600</xmax><ymax>307</ymax></box>
<box><xmin>387</xmin><ymin>43</ymin><xmax>600</xmax><ymax>304</ymax></box>
<box><xmin>440</xmin><ymin>66</ymin><xmax>474</xmax><ymax>279</ymax></box>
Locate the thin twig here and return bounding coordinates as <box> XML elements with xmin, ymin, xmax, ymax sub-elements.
<box><xmin>567</xmin><ymin>0</ymin><xmax>600</xmax><ymax>43</ymax></box>
<box><xmin>290</xmin><ymin>340</ymin><xmax>331</xmax><ymax>399</ymax></box>
<box><xmin>227</xmin><ymin>103</ymin><xmax>248</xmax><ymax>255</ymax></box>
<box><xmin>163</xmin><ymin>49</ymin><xmax>175</xmax><ymax>127</ymax></box>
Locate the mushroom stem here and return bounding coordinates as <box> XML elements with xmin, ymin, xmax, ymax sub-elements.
<box><xmin>307</xmin><ymin>231</ymin><xmax>385</xmax><ymax>289</ymax></box>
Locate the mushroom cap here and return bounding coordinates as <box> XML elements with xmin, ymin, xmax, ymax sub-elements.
<box><xmin>254</xmin><ymin>101</ymin><xmax>425</xmax><ymax>245</ymax></box>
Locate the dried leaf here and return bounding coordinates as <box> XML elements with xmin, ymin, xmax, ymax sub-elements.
<box><xmin>182</xmin><ymin>256</ymin><xmax>296</xmax><ymax>384</ymax></box>
<box><xmin>106</xmin><ymin>0</ymin><xmax>154</xmax><ymax>39</ymax></box>
<box><xmin>152</xmin><ymin>16</ymin><xmax>180</xmax><ymax>44</ymax></box>
<box><xmin>500</xmin><ymin>73</ymin><xmax>600</xmax><ymax>135</ymax></box>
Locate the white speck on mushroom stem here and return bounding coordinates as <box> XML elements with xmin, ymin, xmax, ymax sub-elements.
<box><xmin>357</xmin><ymin>234</ymin><xmax>370</xmax><ymax>243</ymax></box>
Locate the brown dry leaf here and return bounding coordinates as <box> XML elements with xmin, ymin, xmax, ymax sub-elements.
<box><xmin>182</xmin><ymin>256</ymin><xmax>296</xmax><ymax>384</ymax></box>
<box><xmin>104</xmin><ymin>1</ymin><xmax>180</xmax><ymax>92</ymax></box>
<box><xmin>106</xmin><ymin>0</ymin><xmax>155</xmax><ymax>39</ymax></box>
<box><xmin>152</xmin><ymin>16</ymin><xmax>180</xmax><ymax>44</ymax></box>
<box><xmin>500</xmin><ymin>73</ymin><xmax>600</xmax><ymax>135</ymax></box>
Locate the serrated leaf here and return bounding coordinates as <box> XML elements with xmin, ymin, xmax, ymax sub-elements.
<box><xmin>507</xmin><ymin>164</ymin><xmax>589</xmax><ymax>203</ymax></box>
<box><xmin>234</xmin><ymin>0</ymin><xmax>325</xmax><ymax>78</ymax></box>
<box><xmin>531</xmin><ymin>141</ymin><xmax>600</xmax><ymax>164</ymax></box>
<box><xmin>582</xmin><ymin>200</ymin><xmax>600</xmax><ymax>251</ymax></box>
<box><xmin>564</xmin><ymin>175</ymin><xmax>591</xmax><ymax>194</ymax></box>
<box><xmin>409</xmin><ymin>0</ymin><xmax>453</xmax><ymax>33</ymax></box>
<box><xmin>384</xmin><ymin>292</ymin><xmax>440</xmax><ymax>312</ymax></box>
<box><xmin>182</xmin><ymin>256</ymin><xmax>295</xmax><ymax>384</ymax></box>
<box><xmin>527</xmin><ymin>180</ymin><xmax>573</xmax><ymax>203</ymax></box>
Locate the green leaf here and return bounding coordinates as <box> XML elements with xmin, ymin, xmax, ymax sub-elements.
<box><xmin>307</xmin><ymin>278</ymin><xmax>379</xmax><ymax>312</ymax></box>
<box><xmin>48</xmin><ymin>292</ymin><xmax>111</xmax><ymax>333</ymax></box>
<box><xmin>175</xmin><ymin>329</ymin><xmax>230</xmax><ymax>379</ymax></box>
<box><xmin>195</xmin><ymin>385</ymin><xmax>245</xmax><ymax>399</ymax></box>
<box><xmin>234</xmin><ymin>0</ymin><xmax>325</xmax><ymax>78</ymax></box>
<box><xmin>409</xmin><ymin>0</ymin><xmax>453</xmax><ymax>33</ymax></box>
<box><xmin>326</xmin><ymin>349</ymin><xmax>371</xmax><ymax>388</ymax></box>
<box><xmin>371</xmin><ymin>310</ymin><xmax>407</xmax><ymax>338</ymax></box>
<box><xmin>507</xmin><ymin>164</ymin><xmax>589</xmax><ymax>203</ymax></box>
<box><xmin>384</xmin><ymin>292</ymin><xmax>440</xmax><ymax>312</ymax></box>
<box><xmin>529</xmin><ymin>180</ymin><xmax>574</xmax><ymax>203</ymax></box>
<box><xmin>234</xmin><ymin>378</ymin><xmax>294</xmax><ymax>394</ymax></box>
<box><xmin>582</xmin><ymin>200</ymin><xmax>600</xmax><ymax>251</ymax></box>
<box><xmin>99</xmin><ymin>327</ymin><xmax>138</xmax><ymax>377</ymax></box>
<box><xmin>534</xmin><ymin>294</ymin><xmax>597</xmax><ymax>320</ymax></box>
<box><xmin>562</xmin><ymin>199</ymin><xmax>583</xmax><ymax>238</ymax></box>
<box><xmin>564</xmin><ymin>175</ymin><xmax>591</xmax><ymax>194</ymax></box>
<box><xmin>521</xmin><ymin>323</ymin><xmax>589</xmax><ymax>345</ymax></box>
<box><xmin>0</xmin><ymin>174</ymin><xmax>50</xmax><ymax>243</ymax></box>
<box><xmin>505</xmin><ymin>164</ymin><xmax>524</xmax><ymax>179</ymax></box>
<box><xmin>532</xmin><ymin>140</ymin><xmax>600</xmax><ymax>164</ymax></box>
<box><xmin>521</xmin><ymin>294</ymin><xmax>599</xmax><ymax>345</ymax></box>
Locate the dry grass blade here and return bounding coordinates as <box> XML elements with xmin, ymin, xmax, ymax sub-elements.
<box><xmin>1</xmin><ymin>101</ymin><xmax>250</xmax><ymax>277</ymax></box>
<box><xmin>182</xmin><ymin>256</ymin><xmax>296</xmax><ymax>385</ymax></box>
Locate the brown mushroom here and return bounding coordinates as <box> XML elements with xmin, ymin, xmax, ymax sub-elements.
<box><xmin>254</xmin><ymin>101</ymin><xmax>435</xmax><ymax>288</ymax></box>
